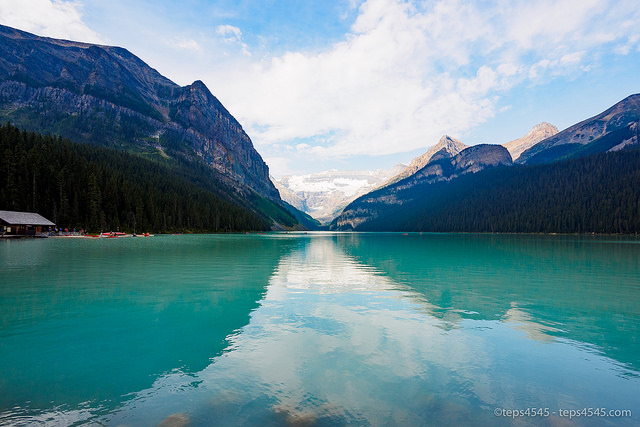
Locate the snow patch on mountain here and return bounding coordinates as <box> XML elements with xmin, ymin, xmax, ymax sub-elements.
<box><xmin>273</xmin><ymin>165</ymin><xmax>406</xmax><ymax>224</ymax></box>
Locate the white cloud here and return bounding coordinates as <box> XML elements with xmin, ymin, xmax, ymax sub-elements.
<box><xmin>172</xmin><ymin>38</ymin><xmax>201</xmax><ymax>51</ymax></box>
<box><xmin>216</xmin><ymin>24</ymin><xmax>242</xmax><ymax>40</ymax></box>
<box><xmin>208</xmin><ymin>0</ymin><xmax>507</xmax><ymax>160</ymax></box>
<box><xmin>216</xmin><ymin>24</ymin><xmax>251</xmax><ymax>56</ymax></box>
<box><xmin>264</xmin><ymin>156</ymin><xmax>294</xmax><ymax>179</ymax></box>
<box><xmin>2</xmin><ymin>0</ymin><xmax>639</xmax><ymax>176</ymax></box>
<box><xmin>560</xmin><ymin>51</ymin><xmax>584</xmax><ymax>66</ymax></box>
<box><xmin>208</xmin><ymin>0</ymin><xmax>640</xmax><ymax>169</ymax></box>
<box><xmin>0</xmin><ymin>0</ymin><xmax>101</xmax><ymax>43</ymax></box>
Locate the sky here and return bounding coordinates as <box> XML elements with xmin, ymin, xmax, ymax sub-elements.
<box><xmin>1</xmin><ymin>0</ymin><xmax>639</xmax><ymax>177</ymax></box>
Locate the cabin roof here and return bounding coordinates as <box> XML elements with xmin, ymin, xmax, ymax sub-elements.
<box><xmin>0</xmin><ymin>210</ymin><xmax>55</xmax><ymax>226</ymax></box>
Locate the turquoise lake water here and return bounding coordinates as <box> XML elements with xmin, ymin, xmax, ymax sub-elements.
<box><xmin>1</xmin><ymin>232</ymin><xmax>639</xmax><ymax>426</ymax></box>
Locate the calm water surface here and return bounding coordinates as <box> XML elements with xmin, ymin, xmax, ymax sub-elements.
<box><xmin>0</xmin><ymin>233</ymin><xmax>639</xmax><ymax>426</ymax></box>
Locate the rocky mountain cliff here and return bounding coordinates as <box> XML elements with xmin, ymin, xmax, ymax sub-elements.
<box><xmin>396</xmin><ymin>144</ymin><xmax>512</xmax><ymax>189</ymax></box>
<box><xmin>332</xmin><ymin>143</ymin><xmax>512</xmax><ymax>230</ymax></box>
<box><xmin>517</xmin><ymin>94</ymin><xmax>640</xmax><ymax>165</ymax></box>
<box><xmin>383</xmin><ymin>135</ymin><xmax>467</xmax><ymax>187</ymax></box>
<box><xmin>503</xmin><ymin>122</ymin><xmax>558</xmax><ymax>161</ymax></box>
<box><xmin>0</xmin><ymin>24</ymin><xmax>279</xmax><ymax>201</ymax></box>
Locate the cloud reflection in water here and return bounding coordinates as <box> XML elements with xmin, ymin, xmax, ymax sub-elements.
<box><xmin>103</xmin><ymin>234</ymin><xmax>640</xmax><ymax>426</ymax></box>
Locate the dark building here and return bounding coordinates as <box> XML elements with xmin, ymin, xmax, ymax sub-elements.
<box><xmin>0</xmin><ymin>210</ymin><xmax>55</xmax><ymax>236</ymax></box>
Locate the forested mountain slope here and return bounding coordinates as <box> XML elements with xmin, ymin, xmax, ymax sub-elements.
<box><xmin>0</xmin><ymin>24</ymin><xmax>305</xmax><ymax>229</ymax></box>
<box><xmin>342</xmin><ymin>147</ymin><xmax>640</xmax><ymax>233</ymax></box>
<box><xmin>0</xmin><ymin>124</ymin><xmax>299</xmax><ymax>232</ymax></box>
<box><xmin>332</xmin><ymin>144</ymin><xmax>512</xmax><ymax>230</ymax></box>
<box><xmin>331</xmin><ymin>95</ymin><xmax>640</xmax><ymax>233</ymax></box>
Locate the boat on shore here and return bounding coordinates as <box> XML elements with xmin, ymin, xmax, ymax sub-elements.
<box><xmin>92</xmin><ymin>232</ymin><xmax>154</xmax><ymax>238</ymax></box>
<box><xmin>100</xmin><ymin>232</ymin><xmax>130</xmax><ymax>238</ymax></box>
<box><xmin>41</xmin><ymin>232</ymin><xmax>156</xmax><ymax>239</ymax></box>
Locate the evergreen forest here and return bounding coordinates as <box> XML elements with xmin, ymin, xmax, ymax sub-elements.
<box><xmin>0</xmin><ymin>123</ymin><xmax>280</xmax><ymax>233</ymax></box>
<box><xmin>357</xmin><ymin>147</ymin><xmax>640</xmax><ymax>233</ymax></box>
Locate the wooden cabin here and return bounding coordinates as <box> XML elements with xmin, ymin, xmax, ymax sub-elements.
<box><xmin>0</xmin><ymin>210</ymin><xmax>55</xmax><ymax>236</ymax></box>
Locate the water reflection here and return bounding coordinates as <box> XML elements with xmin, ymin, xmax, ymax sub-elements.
<box><xmin>94</xmin><ymin>234</ymin><xmax>639</xmax><ymax>426</ymax></box>
<box><xmin>337</xmin><ymin>233</ymin><xmax>640</xmax><ymax>372</ymax></box>
<box><xmin>0</xmin><ymin>235</ymin><xmax>297</xmax><ymax>423</ymax></box>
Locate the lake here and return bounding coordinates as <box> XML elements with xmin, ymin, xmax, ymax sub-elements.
<box><xmin>1</xmin><ymin>233</ymin><xmax>639</xmax><ymax>426</ymax></box>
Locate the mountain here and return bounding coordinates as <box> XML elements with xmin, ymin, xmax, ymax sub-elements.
<box><xmin>0</xmin><ymin>24</ymin><xmax>280</xmax><ymax>203</ymax></box>
<box><xmin>272</xmin><ymin>165</ymin><xmax>405</xmax><ymax>224</ymax></box>
<box><xmin>331</xmin><ymin>94</ymin><xmax>640</xmax><ymax>233</ymax></box>
<box><xmin>396</xmin><ymin>144</ymin><xmax>512</xmax><ymax>189</ymax></box>
<box><xmin>271</xmin><ymin>178</ymin><xmax>306</xmax><ymax>212</ymax></box>
<box><xmin>332</xmin><ymin>143</ymin><xmax>512</xmax><ymax>230</ymax></box>
<box><xmin>503</xmin><ymin>122</ymin><xmax>558</xmax><ymax>161</ymax></box>
<box><xmin>517</xmin><ymin>94</ymin><xmax>640</xmax><ymax>165</ymax></box>
<box><xmin>383</xmin><ymin>135</ymin><xmax>467</xmax><ymax>187</ymax></box>
<box><xmin>279</xmin><ymin>200</ymin><xmax>322</xmax><ymax>230</ymax></box>
<box><xmin>353</xmin><ymin>146</ymin><xmax>640</xmax><ymax>233</ymax></box>
<box><xmin>0</xmin><ymin>123</ymin><xmax>273</xmax><ymax>232</ymax></box>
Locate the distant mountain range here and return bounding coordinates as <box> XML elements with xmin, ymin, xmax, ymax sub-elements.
<box><xmin>331</xmin><ymin>122</ymin><xmax>555</xmax><ymax>229</ymax></box>
<box><xmin>272</xmin><ymin>165</ymin><xmax>405</xmax><ymax>224</ymax></box>
<box><xmin>0</xmin><ymin>24</ymin><xmax>302</xmax><ymax>230</ymax></box>
<box><xmin>332</xmin><ymin>95</ymin><xmax>640</xmax><ymax>232</ymax></box>
<box><xmin>277</xmin><ymin>124</ymin><xmax>560</xmax><ymax>226</ymax></box>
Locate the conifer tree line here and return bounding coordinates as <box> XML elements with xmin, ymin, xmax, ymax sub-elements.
<box><xmin>359</xmin><ymin>147</ymin><xmax>640</xmax><ymax>234</ymax></box>
<box><xmin>0</xmin><ymin>123</ymin><xmax>270</xmax><ymax>232</ymax></box>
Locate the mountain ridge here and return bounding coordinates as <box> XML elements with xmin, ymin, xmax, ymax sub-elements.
<box><xmin>383</xmin><ymin>135</ymin><xmax>468</xmax><ymax>187</ymax></box>
<box><xmin>330</xmin><ymin>94</ymin><xmax>640</xmax><ymax>231</ymax></box>
<box><xmin>0</xmin><ymin>24</ymin><xmax>280</xmax><ymax>202</ymax></box>
<box><xmin>332</xmin><ymin>143</ymin><xmax>512</xmax><ymax>230</ymax></box>
<box><xmin>356</xmin><ymin>146</ymin><xmax>640</xmax><ymax>233</ymax></box>
<box><xmin>503</xmin><ymin>122</ymin><xmax>558</xmax><ymax>161</ymax></box>
<box><xmin>518</xmin><ymin>94</ymin><xmax>640</xmax><ymax>165</ymax></box>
